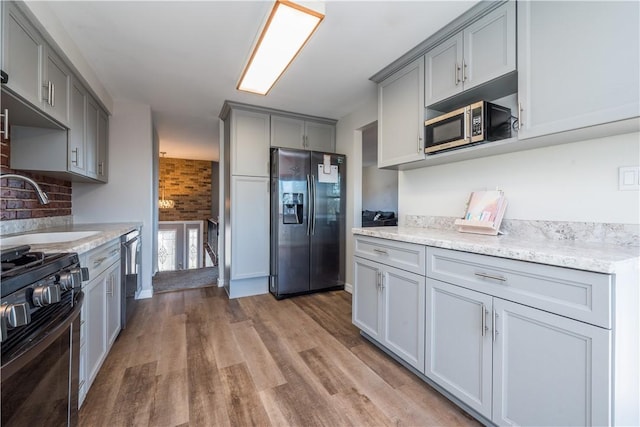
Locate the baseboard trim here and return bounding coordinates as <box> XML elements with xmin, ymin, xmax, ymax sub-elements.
<box><xmin>137</xmin><ymin>288</ymin><xmax>153</xmax><ymax>299</ymax></box>
<box><xmin>344</xmin><ymin>282</ymin><xmax>353</xmax><ymax>294</ymax></box>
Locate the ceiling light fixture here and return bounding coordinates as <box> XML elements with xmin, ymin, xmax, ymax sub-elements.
<box><xmin>237</xmin><ymin>0</ymin><xmax>325</xmax><ymax>96</ymax></box>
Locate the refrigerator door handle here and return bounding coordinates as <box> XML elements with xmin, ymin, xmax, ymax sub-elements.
<box><xmin>306</xmin><ymin>174</ymin><xmax>312</xmax><ymax>236</ymax></box>
<box><xmin>311</xmin><ymin>174</ymin><xmax>317</xmax><ymax>235</ymax></box>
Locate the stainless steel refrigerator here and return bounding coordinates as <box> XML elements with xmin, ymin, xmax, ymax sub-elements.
<box><xmin>270</xmin><ymin>148</ymin><xmax>346</xmax><ymax>298</ymax></box>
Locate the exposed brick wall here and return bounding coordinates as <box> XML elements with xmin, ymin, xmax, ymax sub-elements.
<box><xmin>1</xmin><ymin>123</ymin><xmax>72</xmax><ymax>221</ymax></box>
<box><xmin>159</xmin><ymin>157</ymin><xmax>212</xmax><ymax>260</ymax></box>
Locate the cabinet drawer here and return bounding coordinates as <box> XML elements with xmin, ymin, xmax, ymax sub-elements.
<box><xmin>84</xmin><ymin>240</ymin><xmax>120</xmax><ymax>281</ymax></box>
<box><xmin>427</xmin><ymin>247</ymin><xmax>612</xmax><ymax>328</ymax></box>
<box><xmin>355</xmin><ymin>236</ymin><xmax>425</xmax><ymax>275</ymax></box>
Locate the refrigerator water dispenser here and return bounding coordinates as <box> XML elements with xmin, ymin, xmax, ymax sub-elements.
<box><xmin>282</xmin><ymin>192</ymin><xmax>304</xmax><ymax>224</ymax></box>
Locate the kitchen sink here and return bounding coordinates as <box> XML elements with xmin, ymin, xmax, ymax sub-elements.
<box><xmin>0</xmin><ymin>231</ymin><xmax>101</xmax><ymax>246</ymax></box>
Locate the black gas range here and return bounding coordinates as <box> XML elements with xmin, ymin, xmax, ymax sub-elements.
<box><xmin>1</xmin><ymin>245</ymin><xmax>88</xmax><ymax>427</ymax></box>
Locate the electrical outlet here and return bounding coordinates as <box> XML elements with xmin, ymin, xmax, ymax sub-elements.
<box><xmin>618</xmin><ymin>166</ymin><xmax>640</xmax><ymax>191</ymax></box>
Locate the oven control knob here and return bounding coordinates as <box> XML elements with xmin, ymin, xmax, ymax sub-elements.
<box><xmin>32</xmin><ymin>285</ymin><xmax>61</xmax><ymax>307</ymax></box>
<box><xmin>57</xmin><ymin>268</ymin><xmax>89</xmax><ymax>290</ymax></box>
<box><xmin>1</xmin><ymin>303</ymin><xmax>31</xmax><ymax>328</ymax></box>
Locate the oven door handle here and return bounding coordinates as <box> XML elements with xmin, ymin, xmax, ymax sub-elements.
<box><xmin>0</xmin><ymin>292</ymin><xmax>84</xmax><ymax>380</ymax></box>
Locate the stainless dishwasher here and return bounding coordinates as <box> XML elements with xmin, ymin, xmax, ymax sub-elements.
<box><xmin>121</xmin><ymin>228</ymin><xmax>141</xmax><ymax>329</ymax></box>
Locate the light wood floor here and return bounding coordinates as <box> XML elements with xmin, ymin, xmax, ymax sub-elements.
<box><xmin>79</xmin><ymin>287</ymin><xmax>480</xmax><ymax>427</ymax></box>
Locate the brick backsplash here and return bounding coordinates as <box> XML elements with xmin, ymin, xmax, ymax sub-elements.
<box><xmin>159</xmin><ymin>157</ymin><xmax>212</xmax><ymax>246</ymax></box>
<box><xmin>1</xmin><ymin>126</ymin><xmax>72</xmax><ymax>221</ymax></box>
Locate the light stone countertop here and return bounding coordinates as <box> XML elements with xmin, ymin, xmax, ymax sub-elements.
<box><xmin>0</xmin><ymin>222</ymin><xmax>141</xmax><ymax>255</ymax></box>
<box><xmin>353</xmin><ymin>226</ymin><xmax>640</xmax><ymax>274</ymax></box>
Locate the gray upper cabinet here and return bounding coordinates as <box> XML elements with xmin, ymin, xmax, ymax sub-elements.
<box><xmin>2</xmin><ymin>1</ymin><xmax>44</xmax><ymax>107</ymax></box>
<box><xmin>85</xmin><ymin>97</ymin><xmax>99</xmax><ymax>179</ymax></box>
<box><xmin>231</xmin><ymin>109</ymin><xmax>270</xmax><ymax>177</ymax></box>
<box><xmin>378</xmin><ymin>57</ymin><xmax>425</xmax><ymax>168</ymax></box>
<box><xmin>2</xmin><ymin>2</ymin><xmax>70</xmax><ymax>127</ymax></box>
<box><xmin>517</xmin><ymin>1</ymin><xmax>640</xmax><ymax>140</ymax></box>
<box><xmin>42</xmin><ymin>47</ymin><xmax>70</xmax><ymax>127</ymax></box>
<box><xmin>425</xmin><ymin>1</ymin><xmax>515</xmax><ymax>106</ymax></box>
<box><xmin>68</xmin><ymin>80</ymin><xmax>86</xmax><ymax>175</ymax></box>
<box><xmin>270</xmin><ymin>115</ymin><xmax>335</xmax><ymax>152</ymax></box>
<box><xmin>97</xmin><ymin>109</ymin><xmax>109</xmax><ymax>182</ymax></box>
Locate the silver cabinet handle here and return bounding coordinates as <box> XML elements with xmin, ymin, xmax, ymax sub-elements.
<box><xmin>93</xmin><ymin>257</ymin><xmax>108</xmax><ymax>267</ymax></box>
<box><xmin>481</xmin><ymin>303</ymin><xmax>487</xmax><ymax>337</ymax></box>
<box><xmin>417</xmin><ymin>133</ymin><xmax>423</xmax><ymax>153</ymax></box>
<box><xmin>72</xmin><ymin>148</ymin><xmax>79</xmax><ymax>165</ymax></box>
<box><xmin>106</xmin><ymin>276</ymin><xmax>113</xmax><ymax>296</ymax></box>
<box><xmin>455</xmin><ymin>62</ymin><xmax>461</xmax><ymax>85</ymax></box>
<box><xmin>492</xmin><ymin>309</ymin><xmax>499</xmax><ymax>342</ymax></box>
<box><xmin>380</xmin><ymin>272</ymin><xmax>385</xmax><ymax>290</ymax></box>
<box><xmin>475</xmin><ymin>272</ymin><xmax>507</xmax><ymax>282</ymax></box>
<box><xmin>109</xmin><ymin>248</ymin><xmax>120</xmax><ymax>256</ymax></box>
<box><xmin>518</xmin><ymin>101</ymin><xmax>523</xmax><ymax>130</ymax></box>
<box><xmin>0</xmin><ymin>109</ymin><xmax>8</xmax><ymax>140</ymax></box>
<box><xmin>462</xmin><ymin>61</ymin><xmax>467</xmax><ymax>82</ymax></box>
<box><xmin>51</xmin><ymin>82</ymin><xmax>55</xmax><ymax>107</ymax></box>
<box><xmin>373</xmin><ymin>248</ymin><xmax>388</xmax><ymax>255</ymax></box>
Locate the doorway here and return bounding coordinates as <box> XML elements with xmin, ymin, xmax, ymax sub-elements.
<box><xmin>154</xmin><ymin>154</ymin><xmax>219</xmax><ymax>292</ymax></box>
<box><xmin>361</xmin><ymin>122</ymin><xmax>398</xmax><ymax>227</ymax></box>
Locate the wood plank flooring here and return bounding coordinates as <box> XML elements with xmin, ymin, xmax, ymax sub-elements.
<box><xmin>79</xmin><ymin>287</ymin><xmax>480</xmax><ymax>427</ymax></box>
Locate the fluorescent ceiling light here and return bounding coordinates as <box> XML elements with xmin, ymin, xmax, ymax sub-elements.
<box><xmin>238</xmin><ymin>1</ymin><xmax>324</xmax><ymax>95</ymax></box>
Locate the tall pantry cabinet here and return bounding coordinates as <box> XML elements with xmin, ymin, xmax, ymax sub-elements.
<box><xmin>220</xmin><ymin>103</ymin><xmax>271</xmax><ymax>298</ymax></box>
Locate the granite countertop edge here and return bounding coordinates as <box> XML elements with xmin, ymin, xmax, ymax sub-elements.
<box><xmin>1</xmin><ymin>222</ymin><xmax>142</xmax><ymax>255</ymax></box>
<box><xmin>353</xmin><ymin>226</ymin><xmax>640</xmax><ymax>274</ymax></box>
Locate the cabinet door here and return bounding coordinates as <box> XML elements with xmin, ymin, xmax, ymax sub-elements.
<box><xmin>2</xmin><ymin>2</ymin><xmax>44</xmax><ymax>107</ymax></box>
<box><xmin>84</xmin><ymin>270</ymin><xmax>107</xmax><ymax>390</ymax></box>
<box><xmin>231</xmin><ymin>176</ymin><xmax>270</xmax><ymax>279</ymax></box>
<box><xmin>85</xmin><ymin>97</ymin><xmax>99</xmax><ymax>179</ymax></box>
<box><xmin>492</xmin><ymin>299</ymin><xmax>611</xmax><ymax>427</ymax></box>
<box><xmin>271</xmin><ymin>115</ymin><xmax>305</xmax><ymax>150</ymax></box>
<box><xmin>517</xmin><ymin>1</ymin><xmax>640</xmax><ymax>140</ymax></box>
<box><xmin>378</xmin><ymin>57</ymin><xmax>425</xmax><ymax>167</ymax></box>
<box><xmin>352</xmin><ymin>256</ymin><xmax>382</xmax><ymax>341</ymax></box>
<box><xmin>424</xmin><ymin>33</ymin><xmax>463</xmax><ymax>106</ymax></box>
<box><xmin>463</xmin><ymin>1</ymin><xmax>515</xmax><ymax>92</ymax></box>
<box><xmin>381</xmin><ymin>265</ymin><xmax>425</xmax><ymax>371</ymax></box>
<box><xmin>425</xmin><ymin>278</ymin><xmax>493</xmax><ymax>418</ymax></box>
<box><xmin>305</xmin><ymin>121</ymin><xmax>335</xmax><ymax>153</ymax></box>
<box><xmin>106</xmin><ymin>262</ymin><xmax>121</xmax><ymax>347</ymax></box>
<box><xmin>231</xmin><ymin>109</ymin><xmax>270</xmax><ymax>177</ymax></box>
<box><xmin>43</xmin><ymin>47</ymin><xmax>70</xmax><ymax>126</ymax></box>
<box><xmin>68</xmin><ymin>80</ymin><xmax>86</xmax><ymax>174</ymax></box>
<box><xmin>97</xmin><ymin>109</ymin><xmax>108</xmax><ymax>182</ymax></box>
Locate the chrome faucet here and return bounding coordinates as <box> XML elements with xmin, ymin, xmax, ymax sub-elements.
<box><xmin>0</xmin><ymin>173</ymin><xmax>50</xmax><ymax>204</ymax></box>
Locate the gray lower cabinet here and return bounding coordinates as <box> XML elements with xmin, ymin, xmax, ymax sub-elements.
<box><xmin>79</xmin><ymin>240</ymin><xmax>121</xmax><ymax>407</ymax></box>
<box><xmin>353</xmin><ymin>237</ymin><xmax>426</xmax><ymax>371</ymax></box>
<box><xmin>426</xmin><ymin>247</ymin><xmax>614</xmax><ymax>426</ymax></box>
<box><xmin>517</xmin><ymin>0</ymin><xmax>640</xmax><ymax>140</ymax></box>
<box><xmin>354</xmin><ymin>257</ymin><xmax>425</xmax><ymax>370</ymax></box>
<box><xmin>426</xmin><ymin>278</ymin><xmax>610</xmax><ymax>425</ymax></box>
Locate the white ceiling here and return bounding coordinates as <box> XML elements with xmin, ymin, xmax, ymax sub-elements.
<box><xmin>45</xmin><ymin>1</ymin><xmax>478</xmax><ymax>162</ymax></box>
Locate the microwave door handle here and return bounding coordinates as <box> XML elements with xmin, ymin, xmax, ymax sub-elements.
<box><xmin>464</xmin><ymin>106</ymin><xmax>470</xmax><ymax>142</ymax></box>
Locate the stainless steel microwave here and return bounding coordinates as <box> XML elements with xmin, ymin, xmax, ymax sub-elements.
<box><xmin>424</xmin><ymin>101</ymin><xmax>512</xmax><ymax>154</ymax></box>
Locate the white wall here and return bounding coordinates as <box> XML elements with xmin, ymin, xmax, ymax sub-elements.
<box><xmin>399</xmin><ymin>132</ymin><xmax>640</xmax><ymax>224</ymax></box>
<box><xmin>335</xmin><ymin>90</ymin><xmax>378</xmax><ymax>291</ymax></box>
<box><xmin>73</xmin><ymin>100</ymin><xmax>154</xmax><ymax>296</ymax></box>
<box><xmin>337</xmin><ymin>92</ymin><xmax>640</xmax><ymax>288</ymax></box>
<box><xmin>362</xmin><ymin>165</ymin><xmax>398</xmax><ymax>213</ymax></box>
